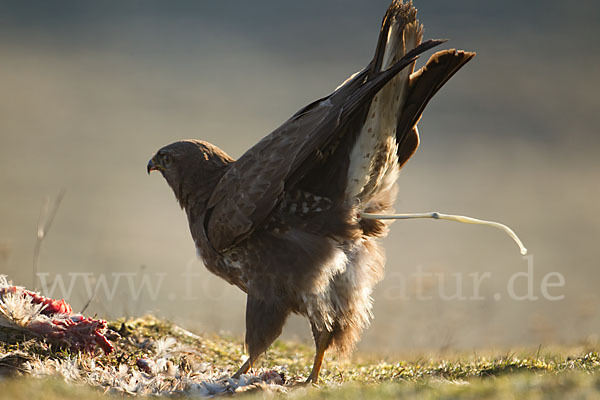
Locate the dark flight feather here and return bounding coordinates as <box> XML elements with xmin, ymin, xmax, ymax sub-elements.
<box><xmin>396</xmin><ymin>50</ymin><xmax>476</xmax><ymax>167</ymax></box>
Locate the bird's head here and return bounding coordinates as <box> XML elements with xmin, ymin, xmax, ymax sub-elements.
<box><xmin>147</xmin><ymin>140</ymin><xmax>233</xmax><ymax>209</ymax></box>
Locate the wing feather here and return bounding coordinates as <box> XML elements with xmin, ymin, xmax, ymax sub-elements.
<box><xmin>396</xmin><ymin>49</ymin><xmax>476</xmax><ymax>167</ymax></box>
<box><xmin>205</xmin><ymin>40</ymin><xmax>445</xmax><ymax>251</ymax></box>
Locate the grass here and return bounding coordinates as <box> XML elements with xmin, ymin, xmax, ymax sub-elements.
<box><xmin>1</xmin><ymin>316</ymin><xmax>600</xmax><ymax>398</ymax></box>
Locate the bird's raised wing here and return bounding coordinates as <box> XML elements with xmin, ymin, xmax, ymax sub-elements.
<box><xmin>205</xmin><ymin>40</ymin><xmax>444</xmax><ymax>252</ymax></box>
<box><xmin>395</xmin><ymin>49</ymin><xmax>476</xmax><ymax>168</ymax></box>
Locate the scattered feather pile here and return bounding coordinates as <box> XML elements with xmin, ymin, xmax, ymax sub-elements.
<box><xmin>0</xmin><ymin>276</ymin><xmax>289</xmax><ymax>396</ymax></box>
<box><xmin>0</xmin><ymin>275</ymin><xmax>113</xmax><ymax>353</ymax></box>
<box><xmin>19</xmin><ymin>341</ymin><xmax>287</xmax><ymax>396</ymax></box>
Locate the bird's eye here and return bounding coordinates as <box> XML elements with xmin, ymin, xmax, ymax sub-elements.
<box><xmin>162</xmin><ymin>153</ymin><xmax>172</xmax><ymax>166</ymax></box>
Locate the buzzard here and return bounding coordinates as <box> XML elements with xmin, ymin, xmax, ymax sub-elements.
<box><xmin>148</xmin><ymin>1</ymin><xmax>475</xmax><ymax>383</ymax></box>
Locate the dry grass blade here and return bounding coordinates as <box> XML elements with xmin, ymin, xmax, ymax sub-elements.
<box><xmin>32</xmin><ymin>189</ymin><xmax>66</xmax><ymax>290</ymax></box>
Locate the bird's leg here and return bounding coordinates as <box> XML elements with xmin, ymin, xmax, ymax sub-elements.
<box><xmin>232</xmin><ymin>357</ymin><xmax>253</xmax><ymax>379</ymax></box>
<box><xmin>306</xmin><ymin>326</ymin><xmax>333</xmax><ymax>384</ymax></box>
<box><xmin>233</xmin><ymin>293</ymin><xmax>289</xmax><ymax>379</ymax></box>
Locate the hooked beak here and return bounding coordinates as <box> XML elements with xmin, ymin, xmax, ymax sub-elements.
<box><xmin>147</xmin><ymin>157</ymin><xmax>159</xmax><ymax>174</ymax></box>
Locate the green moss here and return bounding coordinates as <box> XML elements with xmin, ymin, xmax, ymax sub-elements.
<box><xmin>1</xmin><ymin>315</ymin><xmax>600</xmax><ymax>398</ymax></box>
<box><xmin>286</xmin><ymin>372</ymin><xmax>600</xmax><ymax>400</ymax></box>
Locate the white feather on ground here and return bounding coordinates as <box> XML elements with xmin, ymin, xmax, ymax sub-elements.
<box><xmin>0</xmin><ymin>275</ymin><xmax>286</xmax><ymax>396</ymax></box>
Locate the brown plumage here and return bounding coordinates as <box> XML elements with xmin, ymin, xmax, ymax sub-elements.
<box><xmin>147</xmin><ymin>0</ymin><xmax>474</xmax><ymax>383</ymax></box>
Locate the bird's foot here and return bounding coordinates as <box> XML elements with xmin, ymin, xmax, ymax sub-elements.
<box><xmin>232</xmin><ymin>358</ymin><xmax>252</xmax><ymax>380</ymax></box>
<box><xmin>303</xmin><ymin>373</ymin><xmax>320</xmax><ymax>385</ymax></box>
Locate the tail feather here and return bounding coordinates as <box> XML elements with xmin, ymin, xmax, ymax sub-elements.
<box><xmin>369</xmin><ymin>0</ymin><xmax>420</xmax><ymax>76</ymax></box>
<box><xmin>345</xmin><ymin>1</ymin><xmax>425</xmax><ymax>204</ymax></box>
<box><xmin>350</xmin><ymin>4</ymin><xmax>475</xmax><ymax>237</ymax></box>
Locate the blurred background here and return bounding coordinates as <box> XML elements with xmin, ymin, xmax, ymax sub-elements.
<box><xmin>1</xmin><ymin>0</ymin><xmax>599</xmax><ymax>354</ymax></box>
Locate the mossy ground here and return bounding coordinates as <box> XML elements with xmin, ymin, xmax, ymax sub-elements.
<box><xmin>1</xmin><ymin>315</ymin><xmax>599</xmax><ymax>399</ymax></box>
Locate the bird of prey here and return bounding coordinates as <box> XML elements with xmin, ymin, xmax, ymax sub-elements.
<box><xmin>148</xmin><ymin>0</ymin><xmax>474</xmax><ymax>383</ymax></box>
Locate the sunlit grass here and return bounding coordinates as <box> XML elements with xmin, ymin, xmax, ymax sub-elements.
<box><xmin>1</xmin><ymin>315</ymin><xmax>599</xmax><ymax>398</ymax></box>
